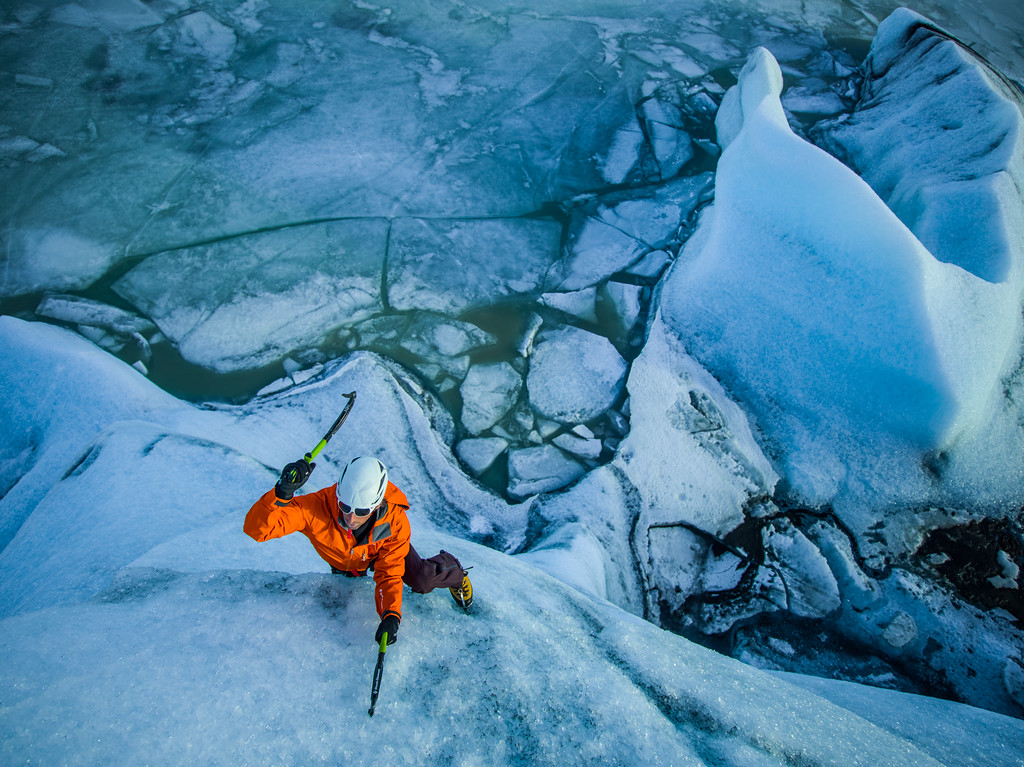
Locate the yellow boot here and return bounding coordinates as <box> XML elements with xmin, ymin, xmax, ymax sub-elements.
<box><xmin>449</xmin><ymin>570</ymin><xmax>473</xmax><ymax>609</ymax></box>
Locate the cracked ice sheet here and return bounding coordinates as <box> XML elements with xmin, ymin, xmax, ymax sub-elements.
<box><xmin>3</xmin><ymin>0</ymin><xmax>818</xmax><ymax>294</ymax></box>
<box><xmin>560</xmin><ymin>174</ymin><xmax>714</xmax><ymax>290</ymax></box>
<box><xmin>387</xmin><ymin>217</ymin><xmax>563</xmax><ymax>315</ymax></box>
<box><xmin>81</xmin><ymin>6</ymin><xmax>637</xmax><ymax>250</ymax></box>
<box><xmin>4</xmin><ymin>0</ymin><xmax>1024</xmax><ymax>300</ymax></box>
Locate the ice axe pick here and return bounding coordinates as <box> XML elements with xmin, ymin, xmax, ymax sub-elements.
<box><xmin>283</xmin><ymin>391</ymin><xmax>357</xmax><ymax>484</ymax></box>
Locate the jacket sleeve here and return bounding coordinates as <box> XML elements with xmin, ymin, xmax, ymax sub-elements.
<box><xmin>372</xmin><ymin>511</ymin><xmax>411</xmax><ymax>620</ymax></box>
<box><xmin>243</xmin><ymin>488</ymin><xmax>308</xmax><ymax>541</ymax></box>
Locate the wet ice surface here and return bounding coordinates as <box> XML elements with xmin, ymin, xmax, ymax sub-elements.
<box><xmin>3</xmin><ymin>0</ymin><xmax>1024</xmax><ymax>761</ymax></box>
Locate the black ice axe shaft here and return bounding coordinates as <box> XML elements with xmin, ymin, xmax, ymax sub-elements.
<box><xmin>368</xmin><ymin>632</ymin><xmax>388</xmax><ymax>717</ymax></box>
<box><xmin>283</xmin><ymin>391</ymin><xmax>357</xmax><ymax>483</ymax></box>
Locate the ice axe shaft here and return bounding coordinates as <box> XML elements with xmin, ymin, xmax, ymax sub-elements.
<box><xmin>368</xmin><ymin>632</ymin><xmax>388</xmax><ymax>717</ymax></box>
<box><xmin>284</xmin><ymin>391</ymin><xmax>357</xmax><ymax>483</ymax></box>
<box><xmin>305</xmin><ymin>390</ymin><xmax>357</xmax><ymax>462</ymax></box>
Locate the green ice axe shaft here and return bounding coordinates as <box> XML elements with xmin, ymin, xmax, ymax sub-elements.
<box><xmin>368</xmin><ymin>632</ymin><xmax>388</xmax><ymax>717</ymax></box>
<box><xmin>284</xmin><ymin>391</ymin><xmax>357</xmax><ymax>483</ymax></box>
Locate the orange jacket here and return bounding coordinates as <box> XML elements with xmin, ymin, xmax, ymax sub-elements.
<box><xmin>244</xmin><ymin>481</ymin><xmax>411</xmax><ymax>620</ymax></box>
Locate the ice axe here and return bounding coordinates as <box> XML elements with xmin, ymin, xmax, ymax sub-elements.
<box><xmin>282</xmin><ymin>391</ymin><xmax>357</xmax><ymax>484</ymax></box>
<box><xmin>368</xmin><ymin>631</ymin><xmax>388</xmax><ymax>717</ymax></box>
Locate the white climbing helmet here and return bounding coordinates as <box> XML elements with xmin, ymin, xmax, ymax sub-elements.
<box><xmin>336</xmin><ymin>456</ymin><xmax>388</xmax><ymax>515</ymax></box>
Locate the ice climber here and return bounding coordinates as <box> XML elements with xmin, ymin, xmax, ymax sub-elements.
<box><xmin>244</xmin><ymin>455</ymin><xmax>473</xmax><ymax>646</ymax></box>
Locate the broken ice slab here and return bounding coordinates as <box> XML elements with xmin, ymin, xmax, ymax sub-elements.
<box><xmin>515</xmin><ymin>312</ymin><xmax>544</xmax><ymax>357</ymax></box>
<box><xmin>624</xmin><ymin>250</ymin><xmax>672</xmax><ymax>279</ymax></box>
<box><xmin>601</xmin><ymin>119</ymin><xmax>645</xmax><ymax>184</ymax></box>
<box><xmin>507</xmin><ymin>444</ymin><xmax>585</xmax><ymax>500</ymax></box>
<box><xmin>256</xmin><ymin>377</ymin><xmax>293</xmax><ymax>398</ymax></box>
<box><xmin>558</xmin><ymin>174</ymin><xmax>713</xmax><ymax>291</ymax></box>
<box><xmin>456</xmin><ymin>437</ymin><xmax>509</xmax><ymax>476</ymax></box>
<box><xmin>163</xmin><ymin>11</ymin><xmax>237</xmax><ymax>66</ymax></box>
<box><xmin>255</xmin><ymin>361</ymin><xmax>324</xmax><ymax>397</ymax></box>
<box><xmin>287</xmin><ymin>364</ymin><xmax>324</xmax><ymax>387</ymax></box>
<box><xmin>387</xmin><ymin>218</ymin><xmax>563</xmax><ymax>315</ymax></box>
<box><xmin>36</xmin><ymin>294</ymin><xmax>156</xmax><ymax>336</ymax></box>
<box><xmin>552</xmin><ymin>431</ymin><xmax>603</xmax><ymax>460</ymax></box>
<box><xmin>35</xmin><ymin>294</ymin><xmax>155</xmax><ymax>369</ymax></box>
<box><xmin>607</xmin><ymin>174</ymin><xmax>715</xmax><ymax>245</ymax></box>
<box><xmin>398</xmin><ymin>313</ymin><xmax>497</xmax><ymax>359</ymax></box>
<box><xmin>540</xmin><ymin>288</ymin><xmax>597</xmax><ymax>323</ymax></box>
<box><xmin>761</xmin><ymin>518</ymin><xmax>841</xmax><ymax>619</ymax></box>
<box><xmin>559</xmin><ymin>213</ymin><xmax>647</xmax><ymax>292</ymax></box>
<box><xmin>459</xmin><ymin>362</ymin><xmax>522</xmax><ymax>435</ymax></box>
<box><xmin>602</xmin><ymin>282</ymin><xmax>643</xmax><ymax>336</ymax></box>
<box><xmin>632</xmin><ymin>44</ymin><xmax>707</xmax><ymax>78</ymax></box>
<box><xmin>535</xmin><ymin>417</ymin><xmax>561</xmax><ymax>439</ymax></box>
<box><xmin>781</xmin><ymin>79</ymin><xmax>846</xmax><ymax>116</ymax></box>
<box><xmin>641</xmin><ymin>96</ymin><xmax>695</xmax><ymax>179</ymax></box>
<box><xmin>113</xmin><ymin>219</ymin><xmax>389</xmax><ymax>372</ymax></box>
<box><xmin>526</xmin><ymin>326</ymin><xmax>627</xmax><ymax>423</ymax></box>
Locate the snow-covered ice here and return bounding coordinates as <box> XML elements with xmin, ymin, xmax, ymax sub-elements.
<box><xmin>540</xmin><ymin>287</ymin><xmax>598</xmax><ymax>323</ymax></box>
<box><xmin>400</xmin><ymin>314</ymin><xmax>496</xmax><ymax>360</ymax></box>
<box><xmin>455</xmin><ymin>436</ymin><xmax>509</xmax><ymax>476</ymax></box>
<box><xmin>661</xmin><ymin>42</ymin><xmax>1024</xmax><ymax>520</ymax></box>
<box><xmin>817</xmin><ymin>8</ymin><xmax>1024</xmax><ymax>285</ymax></box>
<box><xmin>507</xmin><ymin>444</ymin><xmax>586</xmax><ymax>500</ymax></box>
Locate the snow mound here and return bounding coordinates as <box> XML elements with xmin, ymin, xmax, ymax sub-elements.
<box><xmin>660</xmin><ymin>44</ymin><xmax>1024</xmax><ymax>514</ymax></box>
<box><xmin>816</xmin><ymin>7</ymin><xmax>1024</xmax><ymax>285</ymax></box>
